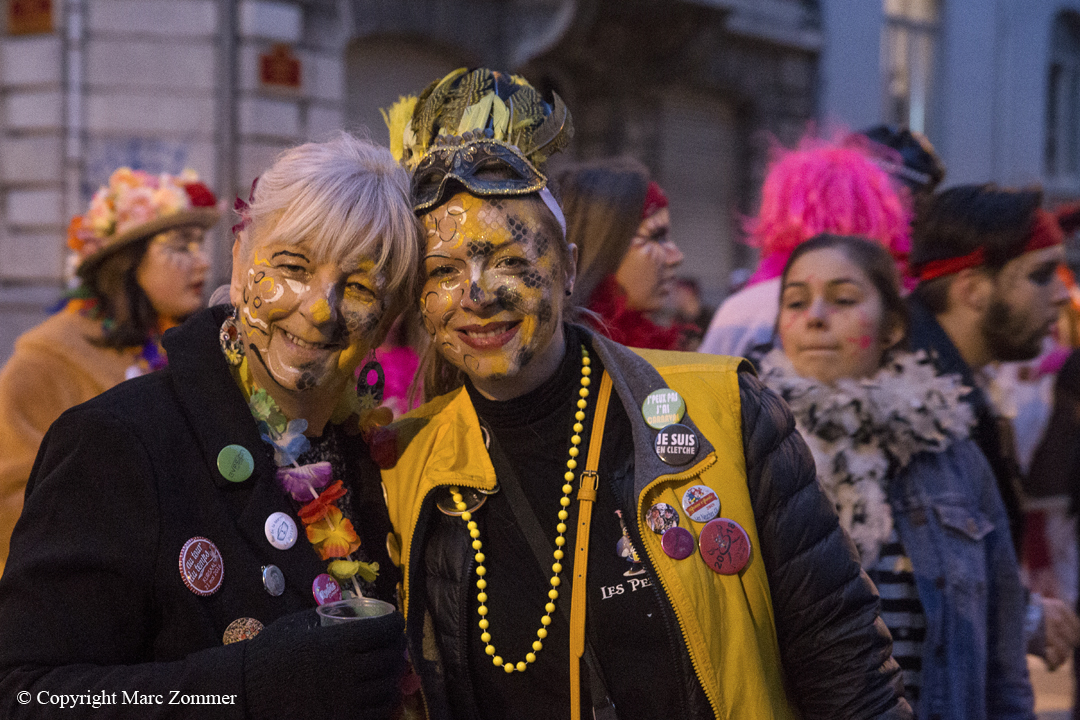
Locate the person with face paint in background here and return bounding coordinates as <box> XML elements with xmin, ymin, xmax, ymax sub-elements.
<box><xmin>906</xmin><ymin>185</ymin><xmax>1080</xmax><ymax>674</ymax></box>
<box><xmin>0</xmin><ymin>134</ymin><xmax>418</xmax><ymax>720</ymax></box>
<box><xmin>554</xmin><ymin>157</ymin><xmax>694</xmax><ymax>351</ymax></box>
<box><xmin>377</xmin><ymin>68</ymin><xmax>911</xmax><ymax>720</ymax></box>
<box><xmin>759</xmin><ymin>233</ymin><xmax>1035</xmax><ymax>719</ymax></box>
<box><xmin>0</xmin><ymin>168</ymin><xmax>219</xmax><ymax>579</ymax></box>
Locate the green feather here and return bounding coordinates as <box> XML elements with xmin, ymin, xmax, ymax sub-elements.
<box><xmin>412</xmin><ymin>67</ymin><xmax>468</xmax><ymax>147</ymax></box>
<box><xmin>491</xmin><ymin>96</ymin><xmax>510</xmax><ymax>141</ymax></box>
<box><xmin>456</xmin><ymin>94</ymin><xmax>495</xmax><ymax>135</ymax></box>
<box><xmin>438</xmin><ymin>69</ymin><xmax>493</xmax><ymax>132</ymax></box>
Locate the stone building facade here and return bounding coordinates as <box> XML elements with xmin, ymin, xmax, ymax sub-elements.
<box><xmin>0</xmin><ymin>0</ymin><xmax>820</xmax><ymax>361</ymax></box>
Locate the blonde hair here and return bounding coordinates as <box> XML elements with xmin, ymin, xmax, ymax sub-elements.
<box><xmin>238</xmin><ymin>132</ymin><xmax>420</xmax><ymax>310</ymax></box>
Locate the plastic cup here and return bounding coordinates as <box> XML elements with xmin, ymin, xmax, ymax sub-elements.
<box><xmin>316</xmin><ymin>597</ymin><xmax>396</xmax><ymax>626</ymax></box>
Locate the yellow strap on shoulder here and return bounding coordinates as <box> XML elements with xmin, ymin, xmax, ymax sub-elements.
<box><xmin>569</xmin><ymin>370</ymin><xmax>612</xmax><ymax>720</ymax></box>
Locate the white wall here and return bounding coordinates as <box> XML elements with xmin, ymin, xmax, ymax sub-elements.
<box><xmin>819</xmin><ymin>0</ymin><xmax>1080</xmax><ymax>192</ymax></box>
<box><xmin>819</xmin><ymin>0</ymin><xmax>883</xmax><ymax>131</ymax></box>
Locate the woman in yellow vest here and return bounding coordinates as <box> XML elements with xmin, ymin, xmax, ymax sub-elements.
<box><xmin>378</xmin><ymin>68</ymin><xmax>911</xmax><ymax>720</ymax></box>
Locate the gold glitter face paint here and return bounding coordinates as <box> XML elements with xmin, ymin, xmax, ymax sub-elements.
<box><xmin>235</xmin><ymin>239</ymin><xmax>388</xmax><ymax>394</ymax></box>
<box><xmin>421</xmin><ymin>192</ymin><xmax>567</xmax><ymax>390</ymax></box>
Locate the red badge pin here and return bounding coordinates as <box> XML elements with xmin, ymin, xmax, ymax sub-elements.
<box><xmin>698</xmin><ymin>518</ymin><xmax>751</xmax><ymax>575</ymax></box>
<box><xmin>178</xmin><ymin>536</ymin><xmax>224</xmax><ymax>596</ymax></box>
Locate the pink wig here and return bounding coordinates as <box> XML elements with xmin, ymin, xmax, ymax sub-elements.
<box><xmin>745</xmin><ymin>132</ymin><xmax>913</xmax><ymax>285</ymax></box>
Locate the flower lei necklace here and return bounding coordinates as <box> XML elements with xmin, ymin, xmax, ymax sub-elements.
<box><xmin>449</xmin><ymin>345</ymin><xmax>592</xmax><ymax>674</ymax></box>
<box><xmin>234</xmin><ymin>355</ymin><xmax>381</xmax><ymax>596</ymax></box>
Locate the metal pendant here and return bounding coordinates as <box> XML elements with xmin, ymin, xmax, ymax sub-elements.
<box><xmin>436</xmin><ymin>486</ymin><xmax>489</xmax><ymax>516</ymax></box>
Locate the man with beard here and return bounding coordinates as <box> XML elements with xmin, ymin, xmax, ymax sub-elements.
<box><xmin>908</xmin><ymin>183</ymin><xmax>1079</xmax><ymax>670</ymax></box>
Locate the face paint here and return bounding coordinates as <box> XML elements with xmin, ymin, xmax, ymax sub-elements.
<box><xmin>136</xmin><ymin>226</ymin><xmax>210</xmax><ymax>324</ymax></box>
<box><xmin>420</xmin><ymin>192</ymin><xmax>567</xmax><ymax>396</ymax></box>
<box><xmin>981</xmin><ymin>246</ymin><xmax>1068</xmax><ymax>362</ymax></box>
<box><xmin>777</xmin><ymin>247</ymin><xmax>891</xmax><ymax>384</ymax></box>
<box><xmin>235</xmin><ymin>238</ymin><xmax>388</xmax><ymax>395</ymax></box>
<box><xmin>613</xmin><ymin>208</ymin><xmax>684</xmax><ymax>312</ymax></box>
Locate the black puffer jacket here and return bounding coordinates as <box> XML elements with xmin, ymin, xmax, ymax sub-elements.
<box><xmin>392</xmin><ymin>330</ymin><xmax>910</xmax><ymax>720</ymax></box>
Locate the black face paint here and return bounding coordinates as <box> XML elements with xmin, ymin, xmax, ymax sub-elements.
<box><xmin>467</xmin><ymin>240</ymin><xmax>495</xmax><ymax>259</ymax></box>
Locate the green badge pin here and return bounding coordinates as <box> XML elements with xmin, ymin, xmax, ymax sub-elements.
<box><xmin>217</xmin><ymin>444</ymin><xmax>254</xmax><ymax>483</ymax></box>
<box><xmin>641</xmin><ymin>388</ymin><xmax>686</xmax><ymax>430</ymax></box>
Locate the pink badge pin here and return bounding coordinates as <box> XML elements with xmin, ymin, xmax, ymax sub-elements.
<box><xmin>661</xmin><ymin>526</ymin><xmax>695</xmax><ymax>560</ymax></box>
<box><xmin>311</xmin><ymin>573</ymin><xmax>342</xmax><ymax>605</ymax></box>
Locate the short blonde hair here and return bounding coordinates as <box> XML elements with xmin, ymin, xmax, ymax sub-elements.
<box><xmin>239</xmin><ymin>132</ymin><xmax>419</xmax><ymax>306</ymax></box>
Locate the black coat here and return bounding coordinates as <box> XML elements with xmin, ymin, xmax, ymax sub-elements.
<box><xmin>0</xmin><ymin>306</ymin><xmax>399</xmax><ymax>718</ymax></box>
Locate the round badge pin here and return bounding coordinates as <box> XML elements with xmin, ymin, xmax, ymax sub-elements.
<box><xmin>437</xmin><ymin>487</ymin><xmax>488</xmax><ymax>516</ymax></box>
<box><xmin>645</xmin><ymin>502</ymin><xmax>681</xmax><ymax>534</ymax></box>
<box><xmin>264</xmin><ymin>512</ymin><xmax>298</xmax><ymax>550</ymax></box>
<box><xmin>262</xmin><ymin>564</ymin><xmax>285</xmax><ymax>596</ymax></box>
<box><xmin>178</xmin><ymin>536</ymin><xmax>224</xmax><ymax>597</ymax></box>
<box><xmin>641</xmin><ymin>388</ymin><xmax>686</xmax><ymax>430</ymax></box>
<box><xmin>312</xmin><ymin>573</ymin><xmax>342</xmax><ymax>605</ymax></box>
<box><xmin>217</xmin><ymin>444</ymin><xmax>254</xmax><ymax>483</ymax></box>
<box><xmin>661</xmin><ymin>527</ymin><xmax>695</xmax><ymax>560</ymax></box>
<box><xmin>654</xmin><ymin>424</ymin><xmax>699</xmax><ymax>466</ymax></box>
<box><xmin>680</xmin><ymin>484</ymin><xmax>720</xmax><ymax>523</ymax></box>
<box><xmin>223</xmin><ymin>617</ymin><xmax>264</xmax><ymax>645</ymax></box>
<box><xmin>698</xmin><ymin>518</ymin><xmax>752</xmax><ymax>575</ymax></box>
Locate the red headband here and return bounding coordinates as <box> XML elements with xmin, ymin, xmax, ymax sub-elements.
<box><xmin>916</xmin><ymin>208</ymin><xmax>1063</xmax><ymax>283</ymax></box>
<box><xmin>642</xmin><ymin>181</ymin><xmax>668</xmax><ymax>220</ymax></box>
<box><xmin>1025</xmin><ymin>208</ymin><xmax>1065</xmax><ymax>253</ymax></box>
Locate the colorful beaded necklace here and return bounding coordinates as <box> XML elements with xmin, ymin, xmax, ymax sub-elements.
<box><xmin>449</xmin><ymin>345</ymin><xmax>592</xmax><ymax>674</ymax></box>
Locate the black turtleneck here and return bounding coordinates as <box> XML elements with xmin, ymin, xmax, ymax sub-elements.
<box><xmin>461</xmin><ymin>325</ymin><xmax>682</xmax><ymax>720</ymax></box>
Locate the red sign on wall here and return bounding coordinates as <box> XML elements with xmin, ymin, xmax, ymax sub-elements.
<box><xmin>8</xmin><ymin>0</ymin><xmax>53</xmax><ymax>35</ymax></box>
<box><xmin>259</xmin><ymin>44</ymin><xmax>301</xmax><ymax>90</ymax></box>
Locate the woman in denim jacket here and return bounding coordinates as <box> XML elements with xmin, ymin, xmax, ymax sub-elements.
<box><xmin>759</xmin><ymin>233</ymin><xmax>1034</xmax><ymax>719</ymax></box>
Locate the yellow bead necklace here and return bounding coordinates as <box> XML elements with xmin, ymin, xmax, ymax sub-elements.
<box><xmin>449</xmin><ymin>345</ymin><xmax>592</xmax><ymax>674</ymax></box>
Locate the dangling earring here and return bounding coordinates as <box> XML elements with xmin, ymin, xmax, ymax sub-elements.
<box><xmin>356</xmin><ymin>353</ymin><xmax>385</xmax><ymax>409</ymax></box>
<box><xmin>220</xmin><ymin>307</ymin><xmax>245</xmax><ymax>366</ymax></box>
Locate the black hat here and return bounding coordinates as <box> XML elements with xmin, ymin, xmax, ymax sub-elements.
<box><xmin>861</xmin><ymin>125</ymin><xmax>945</xmax><ymax>194</ymax></box>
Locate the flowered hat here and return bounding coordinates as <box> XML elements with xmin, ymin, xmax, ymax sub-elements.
<box><xmin>68</xmin><ymin>167</ymin><xmax>220</xmax><ymax>277</ymax></box>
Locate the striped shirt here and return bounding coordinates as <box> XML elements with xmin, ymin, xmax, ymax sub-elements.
<box><xmin>868</xmin><ymin>529</ymin><xmax>926</xmax><ymax>705</ymax></box>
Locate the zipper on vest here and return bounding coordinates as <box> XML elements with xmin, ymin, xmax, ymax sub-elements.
<box><xmin>405</xmin><ymin>479</ymin><xmax>489</xmax><ymax>720</ymax></box>
<box><xmin>635</xmin><ymin>452</ymin><xmax>723</xmax><ymax>719</ymax></box>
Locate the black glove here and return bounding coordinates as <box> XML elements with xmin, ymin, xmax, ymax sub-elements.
<box><xmin>242</xmin><ymin>607</ymin><xmax>407</xmax><ymax>720</ymax></box>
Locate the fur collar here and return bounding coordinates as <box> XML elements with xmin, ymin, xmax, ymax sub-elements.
<box><xmin>759</xmin><ymin>348</ymin><xmax>975</xmax><ymax>566</ymax></box>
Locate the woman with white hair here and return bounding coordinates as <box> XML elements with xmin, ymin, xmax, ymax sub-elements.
<box><xmin>0</xmin><ymin>133</ymin><xmax>418</xmax><ymax>720</ymax></box>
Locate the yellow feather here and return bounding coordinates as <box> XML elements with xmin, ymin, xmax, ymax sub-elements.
<box><xmin>491</xmin><ymin>96</ymin><xmax>510</xmax><ymax>141</ymax></box>
<box><xmin>380</xmin><ymin>95</ymin><xmax>418</xmax><ymax>162</ymax></box>
<box><xmin>456</xmin><ymin>94</ymin><xmax>495</xmax><ymax>135</ymax></box>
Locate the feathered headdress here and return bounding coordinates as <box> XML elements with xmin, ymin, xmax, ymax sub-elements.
<box><xmin>382</xmin><ymin>68</ymin><xmax>573</xmax><ymax>212</ymax></box>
